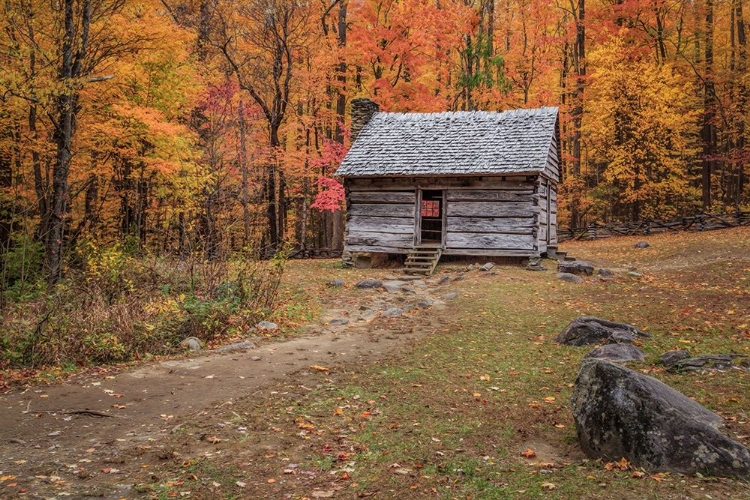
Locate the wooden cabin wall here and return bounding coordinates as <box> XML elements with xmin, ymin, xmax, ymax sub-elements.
<box><xmin>344</xmin><ymin>179</ymin><xmax>416</xmax><ymax>253</ymax></box>
<box><xmin>444</xmin><ymin>179</ymin><xmax>539</xmax><ymax>257</ymax></box>
<box><xmin>549</xmin><ymin>182</ymin><xmax>558</xmax><ymax>245</ymax></box>
<box><xmin>345</xmin><ymin>176</ymin><xmax>548</xmax><ymax>257</ymax></box>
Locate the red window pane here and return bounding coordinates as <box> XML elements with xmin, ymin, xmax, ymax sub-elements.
<box><xmin>421</xmin><ymin>200</ymin><xmax>440</xmax><ymax>218</ymax></box>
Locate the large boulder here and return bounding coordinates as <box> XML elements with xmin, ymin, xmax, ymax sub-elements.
<box><xmin>555</xmin><ymin>317</ymin><xmax>649</xmax><ymax>346</ymax></box>
<box><xmin>584</xmin><ymin>344</ymin><xmax>645</xmax><ymax>363</ymax></box>
<box><xmin>557</xmin><ymin>261</ymin><xmax>594</xmax><ymax>276</ymax></box>
<box><xmin>572</xmin><ymin>359</ymin><xmax>750</xmax><ymax>478</ymax></box>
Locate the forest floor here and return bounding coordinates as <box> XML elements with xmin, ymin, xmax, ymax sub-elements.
<box><xmin>0</xmin><ymin>228</ymin><xmax>749</xmax><ymax>499</ymax></box>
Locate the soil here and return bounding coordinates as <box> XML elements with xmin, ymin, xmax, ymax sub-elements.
<box><xmin>0</xmin><ymin>270</ymin><xmax>464</xmax><ymax>499</ymax></box>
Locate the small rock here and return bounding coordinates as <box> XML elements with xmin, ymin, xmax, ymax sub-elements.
<box><xmin>443</xmin><ymin>292</ymin><xmax>458</xmax><ymax>299</ymax></box>
<box><xmin>635</xmin><ymin>241</ymin><xmax>650</xmax><ymax>248</ymax></box>
<box><xmin>382</xmin><ymin>280</ymin><xmax>408</xmax><ymax>293</ymax></box>
<box><xmin>453</xmin><ymin>273</ymin><xmax>465</xmax><ymax>282</ymax></box>
<box><xmin>558</xmin><ymin>261</ymin><xmax>594</xmax><ymax>276</ymax></box>
<box><xmin>438</xmin><ymin>275</ymin><xmax>451</xmax><ymax>285</ymax></box>
<box><xmin>327</xmin><ymin>278</ymin><xmax>345</xmax><ymax>288</ymax></box>
<box><xmin>382</xmin><ymin>307</ymin><xmax>404</xmax><ymax>318</ymax></box>
<box><xmin>328</xmin><ymin>318</ymin><xmax>349</xmax><ymax>326</ymax></box>
<box><xmin>251</xmin><ymin>356</ymin><xmax>262</xmax><ymax>361</ymax></box>
<box><xmin>383</xmin><ymin>275</ymin><xmax>398</xmax><ymax>280</ymax></box>
<box><xmin>355</xmin><ymin>279</ymin><xmax>383</xmax><ymax>289</ymax></box>
<box><xmin>658</xmin><ymin>350</ymin><xmax>690</xmax><ymax>368</ymax></box>
<box><xmin>597</xmin><ymin>268</ymin><xmax>614</xmax><ymax>277</ymax></box>
<box><xmin>557</xmin><ymin>272</ymin><xmax>584</xmax><ymax>283</ymax></box>
<box><xmin>256</xmin><ymin>321</ymin><xmax>278</xmax><ymax>331</ymax></box>
<box><xmin>402</xmin><ymin>286</ymin><xmax>416</xmax><ymax>294</ymax></box>
<box><xmin>626</xmin><ymin>272</ymin><xmax>643</xmax><ymax>278</ymax></box>
<box><xmin>479</xmin><ymin>262</ymin><xmax>495</xmax><ymax>272</ymax></box>
<box><xmin>584</xmin><ymin>344</ymin><xmax>645</xmax><ymax>363</ymax></box>
<box><xmin>416</xmin><ymin>298</ymin><xmax>433</xmax><ymax>308</ymax></box>
<box><xmin>216</xmin><ymin>341</ymin><xmax>256</xmax><ymax>352</ymax></box>
<box><xmin>180</xmin><ymin>337</ymin><xmax>202</xmax><ymax>351</ymax></box>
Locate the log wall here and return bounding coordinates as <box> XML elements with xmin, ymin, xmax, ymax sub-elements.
<box><xmin>345</xmin><ymin>176</ymin><xmax>557</xmax><ymax>257</ymax></box>
<box><xmin>344</xmin><ymin>183</ymin><xmax>416</xmax><ymax>253</ymax></box>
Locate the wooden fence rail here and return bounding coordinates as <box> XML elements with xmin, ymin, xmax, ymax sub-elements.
<box><xmin>559</xmin><ymin>211</ymin><xmax>750</xmax><ymax>242</ymax></box>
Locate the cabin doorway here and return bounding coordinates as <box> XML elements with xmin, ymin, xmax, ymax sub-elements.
<box><xmin>419</xmin><ymin>190</ymin><xmax>444</xmax><ymax>245</ymax></box>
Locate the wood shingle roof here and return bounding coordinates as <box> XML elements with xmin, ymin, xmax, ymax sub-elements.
<box><xmin>336</xmin><ymin>107</ymin><xmax>559</xmax><ymax>178</ymax></box>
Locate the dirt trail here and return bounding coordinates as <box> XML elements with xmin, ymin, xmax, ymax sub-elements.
<box><xmin>0</xmin><ymin>272</ymin><xmax>464</xmax><ymax>499</ymax></box>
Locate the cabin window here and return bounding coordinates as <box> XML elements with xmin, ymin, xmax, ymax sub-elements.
<box><xmin>421</xmin><ymin>200</ymin><xmax>440</xmax><ymax>218</ymax></box>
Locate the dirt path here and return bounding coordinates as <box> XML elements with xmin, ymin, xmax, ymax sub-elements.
<box><xmin>0</xmin><ymin>271</ymin><xmax>465</xmax><ymax>499</ymax></box>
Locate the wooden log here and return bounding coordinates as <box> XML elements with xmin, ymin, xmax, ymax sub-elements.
<box><xmin>348</xmin><ymin>203</ymin><xmax>415</xmax><ymax>218</ymax></box>
<box><xmin>446</xmin><ymin>232</ymin><xmax>535</xmax><ymax>250</ymax></box>
<box><xmin>446</xmin><ymin>189</ymin><xmax>534</xmax><ymax>202</ymax></box>
<box><xmin>345</xmin><ymin>244</ymin><xmax>411</xmax><ymax>254</ymax></box>
<box><xmin>443</xmin><ymin>248</ymin><xmax>538</xmax><ymax>257</ymax></box>
<box><xmin>447</xmin><ymin>201</ymin><xmax>537</xmax><ymax>218</ymax></box>
<box><xmin>347</xmin><ymin>216</ymin><xmax>415</xmax><ymax>234</ymax></box>
<box><xmin>348</xmin><ymin>191</ymin><xmax>415</xmax><ymax>204</ymax></box>
<box><xmin>346</xmin><ymin>231</ymin><xmax>415</xmax><ymax>247</ymax></box>
<box><xmin>446</xmin><ymin>216</ymin><xmax>535</xmax><ymax>233</ymax></box>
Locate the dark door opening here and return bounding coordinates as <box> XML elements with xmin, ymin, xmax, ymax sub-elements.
<box><xmin>420</xmin><ymin>190</ymin><xmax>443</xmax><ymax>245</ymax></box>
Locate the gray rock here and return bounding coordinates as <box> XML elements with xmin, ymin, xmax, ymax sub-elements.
<box><xmin>557</xmin><ymin>261</ymin><xmax>594</xmax><ymax>276</ymax></box>
<box><xmin>479</xmin><ymin>262</ymin><xmax>495</xmax><ymax>272</ymax></box>
<box><xmin>627</xmin><ymin>271</ymin><xmax>643</xmax><ymax>278</ymax></box>
<box><xmin>251</xmin><ymin>356</ymin><xmax>262</xmax><ymax>361</ymax></box>
<box><xmin>382</xmin><ymin>280</ymin><xmax>408</xmax><ymax>293</ymax></box>
<box><xmin>328</xmin><ymin>278</ymin><xmax>345</xmax><ymax>288</ymax></box>
<box><xmin>635</xmin><ymin>241</ymin><xmax>650</xmax><ymax>248</ymax></box>
<box><xmin>438</xmin><ymin>275</ymin><xmax>451</xmax><ymax>285</ymax></box>
<box><xmin>584</xmin><ymin>344</ymin><xmax>645</xmax><ymax>363</ymax></box>
<box><xmin>355</xmin><ymin>279</ymin><xmax>383</xmax><ymax>289</ymax></box>
<box><xmin>256</xmin><ymin>321</ymin><xmax>278</xmax><ymax>331</ymax></box>
<box><xmin>416</xmin><ymin>298</ymin><xmax>433</xmax><ymax>308</ymax></box>
<box><xmin>572</xmin><ymin>359</ymin><xmax>750</xmax><ymax>478</ymax></box>
<box><xmin>443</xmin><ymin>292</ymin><xmax>458</xmax><ymax>300</ymax></box>
<box><xmin>382</xmin><ymin>307</ymin><xmax>404</xmax><ymax>318</ymax></box>
<box><xmin>597</xmin><ymin>268</ymin><xmax>614</xmax><ymax>277</ymax></box>
<box><xmin>383</xmin><ymin>275</ymin><xmax>398</xmax><ymax>280</ymax></box>
<box><xmin>180</xmin><ymin>337</ymin><xmax>202</xmax><ymax>351</ymax></box>
<box><xmin>328</xmin><ymin>318</ymin><xmax>349</xmax><ymax>326</ymax></box>
<box><xmin>555</xmin><ymin>316</ymin><xmax>649</xmax><ymax>346</ymax></box>
<box><xmin>658</xmin><ymin>350</ymin><xmax>691</xmax><ymax>368</ymax></box>
<box><xmin>402</xmin><ymin>286</ymin><xmax>416</xmax><ymax>294</ymax></box>
<box><xmin>556</xmin><ymin>272</ymin><xmax>584</xmax><ymax>283</ymax></box>
<box><xmin>670</xmin><ymin>354</ymin><xmax>746</xmax><ymax>372</ymax></box>
<box><xmin>526</xmin><ymin>259</ymin><xmax>547</xmax><ymax>271</ymax></box>
<box><xmin>453</xmin><ymin>274</ymin><xmax>465</xmax><ymax>282</ymax></box>
<box><xmin>216</xmin><ymin>341</ymin><xmax>256</xmax><ymax>352</ymax></box>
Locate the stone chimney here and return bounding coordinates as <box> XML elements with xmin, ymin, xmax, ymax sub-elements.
<box><xmin>350</xmin><ymin>98</ymin><xmax>380</xmax><ymax>143</ymax></box>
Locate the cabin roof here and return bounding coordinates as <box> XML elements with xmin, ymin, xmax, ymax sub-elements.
<box><xmin>336</xmin><ymin>107</ymin><xmax>559</xmax><ymax>178</ymax></box>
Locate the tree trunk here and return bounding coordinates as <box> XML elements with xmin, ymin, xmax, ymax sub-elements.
<box><xmin>238</xmin><ymin>100</ymin><xmax>251</xmax><ymax>246</ymax></box>
<box><xmin>701</xmin><ymin>0</ymin><xmax>715</xmax><ymax>211</ymax></box>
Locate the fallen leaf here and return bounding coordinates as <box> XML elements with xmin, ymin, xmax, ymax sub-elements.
<box><xmin>311</xmin><ymin>491</ymin><xmax>335</xmax><ymax>498</ymax></box>
<box><xmin>236</xmin><ymin>481</ymin><xmax>246</xmax><ymax>488</ymax></box>
<box><xmin>311</xmin><ymin>365</ymin><xmax>330</xmax><ymax>372</ymax></box>
<box><xmin>520</xmin><ymin>449</ymin><xmax>536</xmax><ymax>458</ymax></box>
<box><xmin>267</xmin><ymin>478</ymin><xmax>276</xmax><ymax>484</ymax></box>
<box><xmin>541</xmin><ymin>482</ymin><xmax>557</xmax><ymax>490</ymax></box>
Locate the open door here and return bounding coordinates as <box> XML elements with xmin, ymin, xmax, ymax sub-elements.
<box><xmin>419</xmin><ymin>190</ymin><xmax>443</xmax><ymax>245</ymax></box>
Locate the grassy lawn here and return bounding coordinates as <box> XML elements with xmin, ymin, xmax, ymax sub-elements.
<box><xmin>137</xmin><ymin>228</ymin><xmax>750</xmax><ymax>499</ymax></box>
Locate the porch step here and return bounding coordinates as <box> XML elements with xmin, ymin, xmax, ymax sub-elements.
<box><xmin>402</xmin><ymin>247</ymin><xmax>442</xmax><ymax>276</ymax></box>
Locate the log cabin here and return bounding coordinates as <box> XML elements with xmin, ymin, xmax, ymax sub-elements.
<box><xmin>335</xmin><ymin>99</ymin><xmax>560</xmax><ymax>273</ymax></box>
